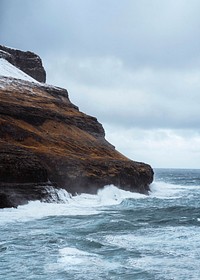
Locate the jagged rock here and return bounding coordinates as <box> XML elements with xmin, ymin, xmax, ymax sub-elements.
<box><xmin>0</xmin><ymin>48</ymin><xmax>154</xmax><ymax>208</ymax></box>
<box><xmin>0</xmin><ymin>45</ymin><xmax>46</xmax><ymax>82</ymax></box>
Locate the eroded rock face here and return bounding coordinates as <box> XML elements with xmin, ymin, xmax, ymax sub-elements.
<box><xmin>0</xmin><ymin>49</ymin><xmax>154</xmax><ymax>208</ymax></box>
<box><xmin>0</xmin><ymin>45</ymin><xmax>46</xmax><ymax>82</ymax></box>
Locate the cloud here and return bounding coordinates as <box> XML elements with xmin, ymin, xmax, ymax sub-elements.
<box><xmin>103</xmin><ymin>126</ymin><xmax>200</xmax><ymax>168</ymax></box>
<box><xmin>1</xmin><ymin>0</ymin><xmax>200</xmax><ymax>69</ymax></box>
<box><xmin>44</xmin><ymin>54</ymin><xmax>200</xmax><ymax>130</ymax></box>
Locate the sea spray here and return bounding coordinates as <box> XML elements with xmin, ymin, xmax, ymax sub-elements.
<box><xmin>0</xmin><ymin>183</ymin><xmax>186</xmax><ymax>225</ymax></box>
<box><xmin>43</xmin><ymin>186</ymin><xmax>72</xmax><ymax>203</ymax></box>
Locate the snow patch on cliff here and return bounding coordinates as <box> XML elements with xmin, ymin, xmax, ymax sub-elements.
<box><xmin>0</xmin><ymin>58</ymin><xmax>38</xmax><ymax>83</ymax></box>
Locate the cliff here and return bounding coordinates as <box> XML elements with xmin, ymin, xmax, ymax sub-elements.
<box><xmin>0</xmin><ymin>46</ymin><xmax>154</xmax><ymax>208</ymax></box>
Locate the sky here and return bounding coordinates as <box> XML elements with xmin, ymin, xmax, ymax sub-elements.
<box><xmin>1</xmin><ymin>0</ymin><xmax>200</xmax><ymax>168</ymax></box>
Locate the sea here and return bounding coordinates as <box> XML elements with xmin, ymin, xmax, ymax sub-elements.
<box><xmin>0</xmin><ymin>168</ymin><xmax>200</xmax><ymax>280</ymax></box>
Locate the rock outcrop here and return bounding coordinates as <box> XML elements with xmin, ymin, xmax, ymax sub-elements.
<box><xmin>0</xmin><ymin>47</ymin><xmax>154</xmax><ymax>208</ymax></box>
<box><xmin>0</xmin><ymin>45</ymin><xmax>46</xmax><ymax>82</ymax></box>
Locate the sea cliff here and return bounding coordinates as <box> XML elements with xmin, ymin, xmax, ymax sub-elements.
<box><xmin>0</xmin><ymin>45</ymin><xmax>153</xmax><ymax>208</ymax></box>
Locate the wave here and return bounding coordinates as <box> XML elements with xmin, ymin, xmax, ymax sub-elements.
<box><xmin>0</xmin><ymin>185</ymin><xmax>147</xmax><ymax>224</ymax></box>
<box><xmin>54</xmin><ymin>246</ymin><xmax>121</xmax><ymax>275</ymax></box>
<box><xmin>149</xmin><ymin>181</ymin><xmax>185</xmax><ymax>199</ymax></box>
<box><xmin>0</xmin><ymin>182</ymin><xmax>198</xmax><ymax>225</ymax></box>
<box><xmin>149</xmin><ymin>180</ymin><xmax>200</xmax><ymax>199</ymax></box>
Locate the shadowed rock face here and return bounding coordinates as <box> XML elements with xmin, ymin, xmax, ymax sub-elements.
<box><xmin>0</xmin><ymin>45</ymin><xmax>46</xmax><ymax>82</ymax></box>
<box><xmin>0</xmin><ymin>48</ymin><xmax>154</xmax><ymax>208</ymax></box>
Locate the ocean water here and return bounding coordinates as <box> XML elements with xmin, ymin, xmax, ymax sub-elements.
<box><xmin>0</xmin><ymin>169</ymin><xmax>200</xmax><ymax>280</ymax></box>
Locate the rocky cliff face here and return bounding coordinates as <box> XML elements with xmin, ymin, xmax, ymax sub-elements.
<box><xmin>0</xmin><ymin>47</ymin><xmax>154</xmax><ymax>208</ymax></box>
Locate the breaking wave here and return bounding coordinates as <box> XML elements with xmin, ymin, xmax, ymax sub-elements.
<box><xmin>0</xmin><ymin>181</ymin><xmax>198</xmax><ymax>225</ymax></box>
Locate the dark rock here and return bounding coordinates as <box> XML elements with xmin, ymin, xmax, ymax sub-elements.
<box><xmin>0</xmin><ymin>144</ymin><xmax>48</xmax><ymax>184</ymax></box>
<box><xmin>0</xmin><ymin>143</ymin><xmax>51</xmax><ymax>207</ymax></box>
<box><xmin>0</xmin><ymin>193</ymin><xmax>14</xmax><ymax>208</ymax></box>
<box><xmin>0</xmin><ymin>45</ymin><xmax>46</xmax><ymax>82</ymax></box>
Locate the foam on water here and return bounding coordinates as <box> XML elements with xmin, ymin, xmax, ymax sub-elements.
<box><xmin>97</xmin><ymin>184</ymin><xmax>146</xmax><ymax>203</ymax></box>
<box><xmin>149</xmin><ymin>180</ymin><xmax>198</xmax><ymax>199</ymax></box>
<box><xmin>102</xmin><ymin>226</ymin><xmax>200</xmax><ymax>251</ymax></box>
<box><xmin>54</xmin><ymin>246</ymin><xmax>123</xmax><ymax>277</ymax></box>
<box><xmin>0</xmin><ymin>181</ymin><xmax>198</xmax><ymax>226</ymax></box>
<box><xmin>59</xmin><ymin>247</ymin><xmax>99</xmax><ymax>266</ymax></box>
<box><xmin>0</xmin><ymin>197</ymin><xmax>99</xmax><ymax>225</ymax></box>
<box><xmin>88</xmin><ymin>226</ymin><xmax>200</xmax><ymax>279</ymax></box>
<box><xmin>0</xmin><ymin>185</ymin><xmax>147</xmax><ymax>225</ymax></box>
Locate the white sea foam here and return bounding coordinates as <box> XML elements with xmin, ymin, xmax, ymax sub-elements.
<box><xmin>0</xmin><ymin>182</ymin><xmax>196</xmax><ymax>225</ymax></box>
<box><xmin>97</xmin><ymin>184</ymin><xmax>146</xmax><ymax>204</ymax></box>
<box><xmin>57</xmin><ymin>225</ymin><xmax>200</xmax><ymax>278</ymax></box>
<box><xmin>56</xmin><ymin>246</ymin><xmax>121</xmax><ymax>275</ymax></box>
<box><xmin>0</xmin><ymin>198</ymin><xmax>99</xmax><ymax>225</ymax></box>
<box><xmin>101</xmin><ymin>226</ymin><xmax>200</xmax><ymax>258</ymax></box>
<box><xmin>0</xmin><ymin>185</ymin><xmax>146</xmax><ymax>225</ymax></box>
<box><xmin>59</xmin><ymin>247</ymin><xmax>98</xmax><ymax>266</ymax></box>
<box><xmin>125</xmin><ymin>227</ymin><xmax>200</xmax><ymax>280</ymax></box>
<box><xmin>149</xmin><ymin>181</ymin><xmax>192</xmax><ymax>199</ymax></box>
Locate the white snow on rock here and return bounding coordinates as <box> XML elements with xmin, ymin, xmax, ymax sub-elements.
<box><xmin>0</xmin><ymin>58</ymin><xmax>67</xmax><ymax>96</ymax></box>
<box><xmin>0</xmin><ymin>58</ymin><xmax>38</xmax><ymax>83</ymax></box>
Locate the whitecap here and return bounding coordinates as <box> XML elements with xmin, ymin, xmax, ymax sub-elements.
<box><xmin>97</xmin><ymin>184</ymin><xmax>146</xmax><ymax>206</ymax></box>
<box><xmin>149</xmin><ymin>181</ymin><xmax>189</xmax><ymax>199</ymax></box>
<box><xmin>57</xmin><ymin>246</ymin><xmax>122</xmax><ymax>274</ymax></box>
<box><xmin>58</xmin><ymin>247</ymin><xmax>98</xmax><ymax>266</ymax></box>
<box><xmin>3</xmin><ymin>182</ymin><xmax>193</xmax><ymax>225</ymax></box>
<box><xmin>0</xmin><ymin>185</ymin><xmax>139</xmax><ymax>224</ymax></box>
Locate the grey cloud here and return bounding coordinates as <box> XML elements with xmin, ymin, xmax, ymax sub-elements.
<box><xmin>45</xmin><ymin>55</ymin><xmax>200</xmax><ymax>130</ymax></box>
<box><xmin>1</xmin><ymin>0</ymin><xmax>200</xmax><ymax>69</ymax></box>
<box><xmin>103</xmin><ymin>126</ymin><xmax>200</xmax><ymax>168</ymax></box>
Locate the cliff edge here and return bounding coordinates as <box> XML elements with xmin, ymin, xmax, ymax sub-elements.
<box><xmin>0</xmin><ymin>46</ymin><xmax>153</xmax><ymax>208</ymax></box>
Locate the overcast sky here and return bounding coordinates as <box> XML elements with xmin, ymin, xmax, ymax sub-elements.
<box><xmin>1</xmin><ymin>0</ymin><xmax>200</xmax><ymax>168</ymax></box>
